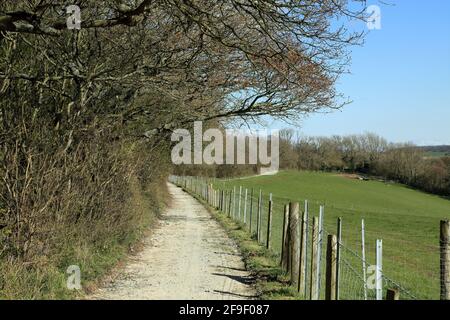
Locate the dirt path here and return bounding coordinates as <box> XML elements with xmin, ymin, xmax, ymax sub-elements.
<box><xmin>91</xmin><ymin>183</ymin><xmax>256</xmax><ymax>300</ymax></box>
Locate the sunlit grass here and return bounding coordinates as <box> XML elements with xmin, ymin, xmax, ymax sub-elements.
<box><xmin>215</xmin><ymin>170</ymin><xmax>450</xmax><ymax>300</ymax></box>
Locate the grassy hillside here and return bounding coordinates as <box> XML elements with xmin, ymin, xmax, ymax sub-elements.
<box><xmin>422</xmin><ymin>145</ymin><xmax>450</xmax><ymax>158</ymax></box>
<box><xmin>425</xmin><ymin>151</ymin><xmax>450</xmax><ymax>158</ymax></box>
<box><xmin>216</xmin><ymin>171</ymin><xmax>450</xmax><ymax>299</ymax></box>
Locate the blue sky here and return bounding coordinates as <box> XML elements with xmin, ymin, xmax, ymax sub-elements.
<box><xmin>275</xmin><ymin>0</ymin><xmax>450</xmax><ymax>146</ymax></box>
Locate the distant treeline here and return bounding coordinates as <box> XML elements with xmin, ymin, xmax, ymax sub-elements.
<box><xmin>172</xmin><ymin>128</ymin><xmax>450</xmax><ymax>197</ymax></box>
<box><xmin>420</xmin><ymin>145</ymin><xmax>450</xmax><ymax>153</ymax></box>
<box><xmin>279</xmin><ymin>131</ymin><xmax>450</xmax><ymax>197</ymax></box>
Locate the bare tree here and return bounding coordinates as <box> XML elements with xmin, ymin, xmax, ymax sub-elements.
<box><xmin>0</xmin><ymin>0</ymin><xmax>369</xmax><ymax>287</ymax></box>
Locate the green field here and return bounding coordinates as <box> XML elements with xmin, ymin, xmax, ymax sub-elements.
<box><xmin>214</xmin><ymin>171</ymin><xmax>450</xmax><ymax>300</ymax></box>
<box><xmin>425</xmin><ymin>151</ymin><xmax>450</xmax><ymax>158</ymax></box>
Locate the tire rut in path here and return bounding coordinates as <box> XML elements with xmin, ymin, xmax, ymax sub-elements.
<box><xmin>91</xmin><ymin>183</ymin><xmax>256</xmax><ymax>300</ymax></box>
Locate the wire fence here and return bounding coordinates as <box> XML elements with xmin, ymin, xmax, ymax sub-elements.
<box><xmin>169</xmin><ymin>175</ymin><xmax>449</xmax><ymax>300</ymax></box>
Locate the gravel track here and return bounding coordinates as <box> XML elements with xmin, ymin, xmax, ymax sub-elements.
<box><xmin>90</xmin><ymin>183</ymin><xmax>256</xmax><ymax>300</ymax></box>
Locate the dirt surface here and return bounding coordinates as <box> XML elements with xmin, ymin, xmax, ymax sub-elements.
<box><xmin>90</xmin><ymin>183</ymin><xmax>256</xmax><ymax>300</ymax></box>
<box><xmin>335</xmin><ymin>173</ymin><xmax>361</xmax><ymax>180</ymax></box>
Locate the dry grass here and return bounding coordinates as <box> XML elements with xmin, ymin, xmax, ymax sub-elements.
<box><xmin>0</xmin><ymin>133</ymin><xmax>171</xmax><ymax>299</ymax></box>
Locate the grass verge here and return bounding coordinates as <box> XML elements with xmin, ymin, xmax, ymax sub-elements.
<box><xmin>185</xmin><ymin>188</ymin><xmax>302</xmax><ymax>300</ymax></box>
<box><xmin>0</xmin><ymin>179</ymin><xmax>167</xmax><ymax>300</ymax></box>
<box><xmin>215</xmin><ymin>170</ymin><xmax>450</xmax><ymax>300</ymax></box>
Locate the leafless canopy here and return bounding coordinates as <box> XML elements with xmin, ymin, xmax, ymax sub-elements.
<box><xmin>0</xmin><ymin>0</ymin><xmax>368</xmax><ymax>261</ymax></box>
<box><xmin>1</xmin><ymin>1</ymin><xmax>368</xmax><ymax>128</ymax></box>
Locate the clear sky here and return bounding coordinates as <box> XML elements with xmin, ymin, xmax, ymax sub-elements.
<box><xmin>279</xmin><ymin>0</ymin><xmax>450</xmax><ymax>146</ymax></box>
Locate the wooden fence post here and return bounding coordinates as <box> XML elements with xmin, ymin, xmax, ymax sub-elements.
<box><xmin>233</xmin><ymin>187</ymin><xmax>236</xmax><ymax>219</ymax></box>
<box><xmin>217</xmin><ymin>190</ymin><xmax>220</xmax><ymax>209</ymax></box>
<box><xmin>228</xmin><ymin>190</ymin><xmax>232</xmax><ymax>217</ymax></box>
<box><xmin>289</xmin><ymin>202</ymin><xmax>300</xmax><ymax>287</ymax></box>
<box><xmin>325</xmin><ymin>234</ymin><xmax>338</xmax><ymax>300</ymax></box>
<box><xmin>227</xmin><ymin>190</ymin><xmax>231</xmax><ymax>214</ymax></box>
<box><xmin>266</xmin><ymin>194</ymin><xmax>273</xmax><ymax>250</ymax></box>
<box><xmin>317</xmin><ymin>206</ymin><xmax>325</xmax><ymax>296</ymax></box>
<box><xmin>298</xmin><ymin>209</ymin><xmax>307</xmax><ymax>295</ymax></box>
<box><xmin>244</xmin><ymin>188</ymin><xmax>248</xmax><ymax>224</ymax></box>
<box><xmin>303</xmin><ymin>200</ymin><xmax>309</xmax><ymax>297</ymax></box>
<box><xmin>249</xmin><ymin>189</ymin><xmax>254</xmax><ymax>233</ymax></box>
<box><xmin>238</xmin><ymin>186</ymin><xmax>242</xmax><ymax>221</ymax></box>
<box><xmin>209</xmin><ymin>185</ymin><xmax>212</xmax><ymax>205</ymax></box>
<box><xmin>310</xmin><ymin>216</ymin><xmax>319</xmax><ymax>300</ymax></box>
<box><xmin>362</xmin><ymin>219</ymin><xmax>368</xmax><ymax>300</ymax></box>
<box><xmin>440</xmin><ymin>220</ymin><xmax>450</xmax><ymax>300</ymax></box>
<box><xmin>222</xmin><ymin>190</ymin><xmax>226</xmax><ymax>213</ymax></box>
<box><xmin>281</xmin><ymin>204</ymin><xmax>290</xmax><ymax>270</ymax></box>
<box><xmin>386</xmin><ymin>288</ymin><xmax>400</xmax><ymax>300</ymax></box>
<box><xmin>257</xmin><ymin>190</ymin><xmax>262</xmax><ymax>242</ymax></box>
<box><xmin>376</xmin><ymin>239</ymin><xmax>383</xmax><ymax>300</ymax></box>
<box><xmin>336</xmin><ymin>217</ymin><xmax>342</xmax><ymax>300</ymax></box>
<box><xmin>211</xmin><ymin>185</ymin><xmax>214</xmax><ymax>206</ymax></box>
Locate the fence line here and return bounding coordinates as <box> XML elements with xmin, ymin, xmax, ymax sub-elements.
<box><xmin>169</xmin><ymin>175</ymin><xmax>448</xmax><ymax>300</ymax></box>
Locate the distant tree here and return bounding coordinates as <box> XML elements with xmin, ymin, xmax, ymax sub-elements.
<box><xmin>279</xmin><ymin>129</ymin><xmax>298</xmax><ymax>169</ymax></box>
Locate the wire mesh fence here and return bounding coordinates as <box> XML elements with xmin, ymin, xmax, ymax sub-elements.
<box><xmin>169</xmin><ymin>175</ymin><xmax>449</xmax><ymax>300</ymax></box>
